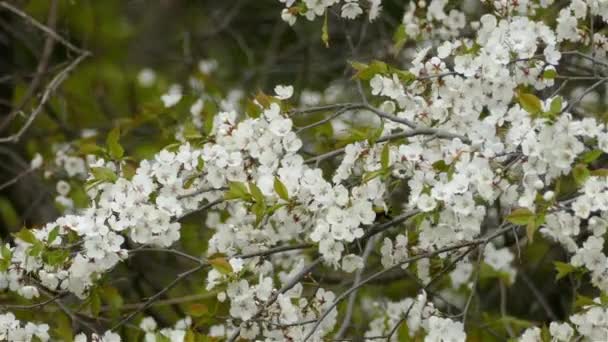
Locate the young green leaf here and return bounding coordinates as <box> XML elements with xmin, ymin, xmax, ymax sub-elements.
<box><xmin>393</xmin><ymin>24</ymin><xmax>407</xmax><ymax>53</ymax></box>
<box><xmin>209</xmin><ymin>256</ymin><xmax>233</xmax><ymax>275</ymax></box>
<box><xmin>47</xmin><ymin>226</ymin><xmax>60</xmax><ymax>245</ymax></box>
<box><xmin>106</xmin><ymin>127</ymin><xmax>124</xmax><ymax>159</ymax></box>
<box><xmin>14</xmin><ymin>228</ymin><xmax>38</xmax><ymax>245</ymax></box>
<box><xmin>572</xmin><ymin>164</ymin><xmax>590</xmax><ymax>186</ymax></box>
<box><xmin>580</xmin><ymin>149</ymin><xmax>602</xmax><ymax>164</ymax></box>
<box><xmin>554</xmin><ymin>261</ymin><xmax>576</xmax><ymax>280</ymax></box>
<box><xmin>90</xmin><ymin>167</ymin><xmax>118</xmax><ymax>183</ymax></box>
<box><xmin>542</xmin><ymin>69</ymin><xmax>557</xmax><ymax>79</ymax></box>
<box><xmin>519</xmin><ymin>93</ymin><xmax>542</xmax><ymax>115</ymax></box>
<box><xmin>274</xmin><ymin>177</ymin><xmax>289</xmax><ymax>201</ymax></box>
<box><xmin>506</xmin><ymin>208</ymin><xmax>535</xmax><ymax>225</ymax></box>
<box><xmin>321</xmin><ymin>11</ymin><xmax>329</xmax><ymax>48</ymax></box>
<box><xmin>381</xmin><ymin>143</ymin><xmax>390</xmax><ymax>169</ymax></box>
<box><xmin>248</xmin><ymin>182</ymin><xmax>265</xmax><ymax>204</ymax></box>
<box><xmin>225</xmin><ymin>181</ymin><xmax>251</xmax><ymax>201</ymax></box>
<box><xmin>549</xmin><ymin>96</ymin><xmax>563</xmax><ymax>115</ymax></box>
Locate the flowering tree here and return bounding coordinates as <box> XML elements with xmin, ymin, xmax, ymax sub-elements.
<box><xmin>1</xmin><ymin>0</ymin><xmax>608</xmax><ymax>341</ymax></box>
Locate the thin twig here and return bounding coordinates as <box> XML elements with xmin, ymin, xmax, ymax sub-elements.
<box><xmin>227</xmin><ymin>257</ymin><xmax>323</xmax><ymax>342</ymax></box>
<box><xmin>0</xmin><ymin>2</ymin><xmax>88</xmax><ymax>54</ymax></box>
<box><xmin>334</xmin><ymin>236</ymin><xmax>378</xmax><ymax>339</ymax></box>
<box><xmin>301</xmin><ymin>224</ymin><xmax>516</xmax><ymax>341</ymax></box>
<box><xmin>0</xmin><ymin>0</ymin><xmax>58</xmax><ymax>132</ymax></box>
<box><xmin>563</xmin><ymin>78</ymin><xmax>608</xmax><ymax>113</ymax></box>
<box><xmin>0</xmin><ymin>167</ymin><xmax>35</xmax><ymax>191</ymax></box>
<box><xmin>519</xmin><ymin>271</ymin><xmax>557</xmax><ymax>321</ymax></box>
<box><xmin>0</xmin><ymin>53</ymin><xmax>90</xmax><ymax>143</ymax></box>
<box><xmin>111</xmin><ymin>263</ymin><xmax>207</xmax><ymax>331</ymax></box>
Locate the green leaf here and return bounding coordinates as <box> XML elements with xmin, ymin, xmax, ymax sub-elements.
<box><xmin>89</xmin><ymin>290</ymin><xmax>102</xmax><ymax>316</ymax></box>
<box><xmin>224</xmin><ymin>182</ymin><xmax>251</xmax><ymax>201</ymax></box>
<box><xmin>580</xmin><ymin>149</ymin><xmax>603</xmax><ymax>164</ymax></box>
<box><xmin>542</xmin><ymin>69</ymin><xmax>557</xmax><ymax>79</ymax></box>
<box><xmin>526</xmin><ymin>213</ymin><xmax>545</xmax><ymax>242</ymax></box>
<box><xmin>572</xmin><ymin>164</ymin><xmax>590</xmax><ymax>186</ymax></box>
<box><xmin>479</xmin><ymin>263</ymin><xmax>512</xmax><ymax>284</ymax></box>
<box><xmin>14</xmin><ymin>228</ymin><xmax>38</xmax><ymax>245</ymax></box>
<box><xmin>381</xmin><ymin>143</ymin><xmax>390</xmax><ymax>169</ymax></box>
<box><xmin>42</xmin><ymin>249</ymin><xmax>69</xmax><ymax>266</ymax></box>
<box><xmin>432</xmin><ymin>160</ymin><xmax>450</xmax><ymax>172</ymax></box>
<box><xmin>362</xmin><ymin>169</ymin><xmax>385</xmax><ymax>183</ymax></box>
<box><xmin>393</xmin><ymin>24</ymin><xmax>408</xmax><ymax>53</ymax></box>
<box><xmin>266</xmin><ymin>203</ymin><xmax>286</xmax><ymax>216</ymax></box>
<box><xmin>549</xmin><ymin>96</ymin><xmax>563</xmax><ymax>115</ymax></box>
<box><xmin>248</xmin><ymin>182</ymin><xmax>265</xmax><ymax>204</ymax></box>
<box><xmin>28</xmin><ymin>243</ymin><xmax>43</xmax><ymax>257</ymax></box>
<box><xmin>0</xmin><ymin>245</ymin><xmax>12</xmax><ymax>272</ymax></box>
<box><xmin>90</xmin><ymin>167</ymin><xmax>118</xmax><ymax>183</ymax></box>
<box><xmin>79</xmin><ymin>143</ymin><xmax>105</xmax><ymax>156</ymax></box>
<box><xmin>188</xmin><ymin>303</ymin><xmax>209</xmax><ymax>317</ymax></box>
<box><xmin>245</xmin><ymin>99</ymin><xmax>262</xmax><ymax>118</ymax></box>
<box><xmin>47</xmin><ymin>226</ymin><xmax>60</xmax><ymax>245</ymax></box>
<box><xmin>204</xmin><ymin>112</ymin><xmax>215</xmax><ymax>136</ymax></box>
<box><xmin>1</xmin><ymin>244</ymin><xmax>11</xmax><ymax>260</ymax></box>
<box><xmin>574</xmin><ymin>294</ymin><xmax>595</xmax><ymax>309</ymax></box>
<box><xmin>101</xmin><ymin>285</ymin><xmax>123</xmax><ymax>311</ymax></box>
<box><xmin>209</xmin><ymin>256</ymin><xmax>233</xmax><ymax>275</ymax></box>
<box><xmin>0</xmin><ymin>198</ymin><xmax>19</xmax><ymax>230</ymax></box>
<box><xmin>519</xmin><ymin>93</ymin><xmax>542</xmax><ymax>115</ymax></box>
<box><xmin>540</xmin><ymin>325</ymin><xmax>552</xmax><ymax>342</ymax></box>
<box><xmin>251</xmin><ymin>201</ymin><xmax>266</xmax><ymax>226</ymax></box>
<box><xmin>155</xmin><ymin>333</ymin><xmax>171</xmax><ymax>342</ymax></box>
<box><xmin>352</xmin><ymin>60</ymin><xmax>389</xmax><ymax>81</ymax></box>
<box><xmin>349</xmin><ymin>61</ymin><xmax>368</xmax><ymax>73</ymax></box>
<box><xmin>591</xmin><ymin>168</ymin><xmax>608</xmax><ymax>177</ymax></box>
<box><xmin>183</xmin><ymin>121</ymin><xmax>203</xmax><ymax>140</ymax></box>
<box><xmin>182</xmin><ymin>175</ymin><xmax>198</xmax><ymax>189</ymax></box>
<box><xmin>392</xmin><ymin>68</ymin><xmax>416</xmax><ymax>84</ymax></box>
<box><xmin>273</xmin><ymin>177</ymin><xmax>289</xmax><ymax>201</ymax></box>
<box><xmin>84</xmin><ymin>179</ymin><xmax>105</xmax><ymax>192</ymax></box>
<box><xmin>554</xmin><ymin>261</ymin><xmax>575</xmax><ymax>280</ymax></box>
<box><xmin>506</xmin><ymin>208</ymin><xmax>535</xmax><ymax>225</ymax></box>
<box><xmin>321</xmin><ymin>10</ymin><xmax>329</xmax><ymax>47</ymax></box>
<box><xmin>254</xmin><ymin>91</ymin><xmax>274</xmax><ymax>109</ymax></box>
<box><xmin>367</xmin><ymin>121</ymin><xmax>384</xmax><ymax>144</ymax></box>
<box><xmin>106</xmin><ymin>127</ymin><xmax>124</xmax><ymax>159</ymax></box>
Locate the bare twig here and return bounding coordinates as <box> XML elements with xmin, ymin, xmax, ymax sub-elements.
<box><xmin>563</xmin><ymin>78</ymin><xmax>608</xmax><ymax>113</ymax></box>
<box><xmin>519</xmin><ymin>271</ymin><xmax>557</xmax><ymax>321</ymax></box>
<box><xmin>499</xmin><ymin>280</ymin><xmax>515</xmax><ymax>338</ymax></box>
<box><xmin>119</xmin><ymin>242</ymin><xmax>315</xmax><ymax>331</ymax></box>
<box><xmin>0</xmin><ymin>53</ymin><xmax>90</xmax><ymax>143</ymax></box>
<box><xmin>0</xmin><ymin>0</ymin><xmax>57</xmax><ymax>132</ymax></box>
<box><xmin>301</xmin><ymin>224</ymin><xmax>517</xmax><ymax>341</ymax></box>
<box><xmin>0</xmin><ymin>166</ymin><xmax>35</xmax><ymax>191</ymax></box>
<box><xmin>1</xmin><ymin>291</ymin><xmax>67</xmax><ymax>310</ymax></box>
<box><xmin>334</xmin><ymin>236</ymin><xmax>378</xmax><ymax>339</ymax></box>
<box><xmin>111</xmin><ymin>263</ymin><xmax>207</xmax><ymax>331</ymax></box>
<box><xmin>0</xmin><ymin>2</ymin><xmax>87</xmax><ymax>54</ymax></box>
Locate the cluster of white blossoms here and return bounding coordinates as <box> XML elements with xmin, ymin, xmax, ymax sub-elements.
<box><xmin>2</xmin><ymin>0</ymin><xmax>608</xmax><ymax>340</ymax></box>
<box><xmin>364</xmin><ymin>291</ymin><xmax>466</xmax><ymax>341</ymax></box>
<box><xmin>0</xmin><ymin>313</ymin><xmax>50</xmax><ymax>342</ymax></box>
<box><xmin>137</xmin><ymin>316</ymin><xmax>193</xmax><ymax>342</ymax></box>
<box><xmin>279</xmin><ymin>0</ymin><xmax>383</xmax><ymax>25</ymax></box>
<box><xmin>519</xmin><ymin>297</ymin><xmax>608</xmax><ymax>342</ymax></box>
<box><xmin>400</xmin><ymin>0</ymin><xmax>467</xmax><ymax>41</ymax></box>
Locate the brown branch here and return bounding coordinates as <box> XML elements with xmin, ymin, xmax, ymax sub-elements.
<box><xmin>0</xmin><ymin>2</ymin><xmax>88</xmax><ymax>54</ymax></box>
<box><xmin>301</xmin><ymin>224</ymin><xmax>517</xmax><ymax>341</ymax></box>
<box><xmin>0</xmin><ymin>52</ymin><xmax>90</xmax><ymax>143</ymax></box>
<box><xmin>0</xmin><ymin>0</ymin><xmax>58</xmax><ymax>132</ymax></box>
